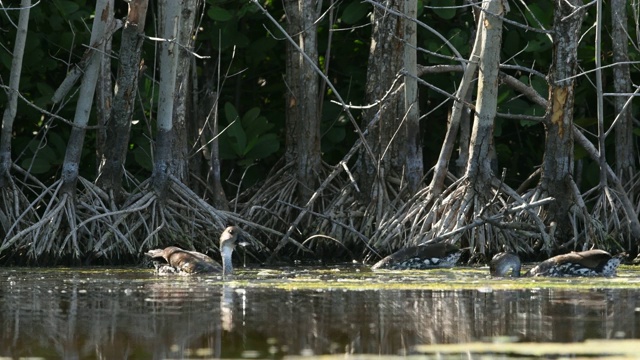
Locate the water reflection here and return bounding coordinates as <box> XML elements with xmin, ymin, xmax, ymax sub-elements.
<box><xmin>0</xmin><ymin>268</ymin><xmax>638</xmax><ymax>358</ymax></box>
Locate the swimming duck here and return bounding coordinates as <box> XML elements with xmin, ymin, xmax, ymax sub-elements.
<box><xmin>371</xmin><ymin>243</ymin><xmax>462</xmax><ymax>270</ymax></box>
<box><xmin>490</xmin><ymin>249</ymin><xmax>622</xmax><ymax>277</ymax></box>
<box><xmin>146</xmin><ymin>226</ymin><xmax>244</xmax><ymax>276</ymax></box>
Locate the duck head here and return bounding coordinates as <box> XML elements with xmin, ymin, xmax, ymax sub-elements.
<box><xmin>490</xmin><ymin>252</ymin><xmax>521</xmax><ymax>277</ymax></box>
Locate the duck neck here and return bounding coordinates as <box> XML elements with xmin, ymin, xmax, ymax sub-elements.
<box><xmin>221</xmin><ymin>246</ymin><xmax>234</xmax><ymax>277</ymax></box>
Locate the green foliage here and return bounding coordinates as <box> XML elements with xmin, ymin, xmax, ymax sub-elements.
<box><xmin>203</xmin><ymin>0</ymin><xmax>262</xmax><ymax>50</ymax></box>
<box><xmin>11</xmin><ymin>128</ymin><xmax>66</xmax><ymax>182</ymax></box>
<box><xmin>20</xmin><ymin>135</ymin><xmax>63</xmax><ymax>175</ymax></box>
<box><xmin>320</xmin><ymin>103</ymin><xmax>356</xmax><ymax>164</ymax></box>
<box><xmin>131</xmin><ymin>134</ymin><xmax>154</xmax><ymax>174</ymax></box>
<box><xmin>428</xmin><ymin>0</ymin><xmax>457</xmax><ymax>20</ymax></box>
<box><xmin>207</xmin><ymin>6</ymin><xmax>234</xmax><ymax>22</ymax></box>
<box><xmin>53</xmin><ymin>0</ymin><xmax>81</xmax><ymax>15</ymax></box>
<box><xmin>340</xmin><ymin>2</ymin><xmax>370</xmax><ymax>24</ymax></box>
<box><xmin>219</xmin><ymin>103</ymin><xmax>280</xmax><ymax>167</ymax></box>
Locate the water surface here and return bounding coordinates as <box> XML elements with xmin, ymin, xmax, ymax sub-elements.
<box><xmin>0</xmin><ymin>266</ymin><xmax>639</xmax><ymax>359</ymax></box>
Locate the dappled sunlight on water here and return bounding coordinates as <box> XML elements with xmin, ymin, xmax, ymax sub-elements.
<box><xmin>0</xmin><ymin>266</ymin><xmax>639</xmax><ymax>358</ymax></box>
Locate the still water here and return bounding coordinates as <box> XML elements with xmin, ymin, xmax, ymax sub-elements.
<box><xmin>0</xmin><ymin>266</ymin><xmax>639</xmax><ymax>359</ymax></box>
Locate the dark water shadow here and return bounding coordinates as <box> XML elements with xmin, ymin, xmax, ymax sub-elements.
<box><xmin>0</xmin><ymin>267</ymin><xmax>638</xmax><ymax>359</ymax></box>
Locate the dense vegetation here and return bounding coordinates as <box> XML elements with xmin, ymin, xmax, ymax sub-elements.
<box><xmin>0</xmin><ymin>0</ymin><xmax>638</xmax><ymax>265</ymax></box>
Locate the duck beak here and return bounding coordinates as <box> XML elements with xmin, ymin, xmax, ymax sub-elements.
<box><xmin>237</xmin><ymin>234</ymin><xmax>250</xmax><ymax>248</ymax></box>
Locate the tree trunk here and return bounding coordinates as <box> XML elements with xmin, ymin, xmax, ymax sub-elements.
<box><xmin>284</xmin><ymin>0</ymin><xmax>321</xmax><ymax>203</ymax></box>
<box><xmin>0</xmin><ymin>0</ymin><xmax>30</xmax><ymax>188</ymax></box>
<box><xmin>453</xmin><ymin>0</ymin><xmax>504</xmax><ymax>255</ymax></box>
<box><xmin>95</xmin><ymin>8</ymin><xmax>114</xmax><ymax>171</ymax></box>
<box><xmin>465</xmin><ymin>0</ymin><xmax>503</xmax><ymax>184</ymax></box>
<box><xmin>539</xmin><ymin>0</ymin><xmax>585</xmax><ymax>244</ymax></box>
<box><xmin>430</xmin><ymin>12</ymin><xmax>483</xmax><ymax>193</ymax></box>
<box><xmin>594</xmin><ymin>0</ymin><xmax>607</xmax><ymax>188</ymax></box>
<box><xmin>152</xmin><ymin>0</ymin><xmax>182</xmax><ymax>195</ymax></box>
<box><xmin>203</xmin><ymin>88</ymin><xmax>229</xmax><ymax>210</ymax></box>
<box><xmin>0</xmin><ymin>0</ymin><xmax>31</xmax><ymax>240</ymax></box>
<box><xmin>190</xmin><ymin>44</ymin><xmax>228</xmax><ymax>209</ymax></box>
<box><xmin>358</xmin><ymin>0</ymin><xmax>405</xmax><ymax>201</ymax></box>
<box><xmin>611</xmin><ymin>0</ymin><xmax>635</xmax><ymax>185</ymax></box>
<box><xmin>403</xmin><ymin>0</ymin><xmax>422</xmax><ymax>193</ymax></box>
<box><xmin>171</xmin><ymin>0</ymin><xmax>201</xmax><ymax>183</ymax></box>
<box><xmin>60</xmin><ymin>0</ymin><xmax>112</xmax><ymax>196</ymax></box>
<box><xmin>367</xmin><ymin>0</ymin><xmax>507</xmax><ymax>254</ymax></box>
<box><xmin>96</xmin><ymin>0</ymin><xmax>148</xmax><ymax>203</ymax></box>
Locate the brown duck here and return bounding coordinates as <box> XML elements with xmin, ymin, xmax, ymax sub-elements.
<box><xmin>146</xmin><ymin>226</ymin><xmax>244</xmax><ymax>276</ymax></box>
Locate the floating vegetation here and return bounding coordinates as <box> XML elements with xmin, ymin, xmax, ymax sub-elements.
<box><xmin>211</xmin><ymin>264</ymin><xmax>640</xmax><ymax>292</ymax></box>
<box><xmin>414</xmin><ymin>339</ymin><xmax>640</xmax><ymax>358</ymax></box>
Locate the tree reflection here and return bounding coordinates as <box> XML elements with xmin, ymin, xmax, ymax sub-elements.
<box><xmin>0</xmin><ymin>269</ymin><xmax>638</xmax><ymax>358</ymax></box>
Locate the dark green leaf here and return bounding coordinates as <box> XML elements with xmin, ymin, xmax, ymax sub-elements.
<box><xmin>36</xmin><ymin>82</ymin><xmax>54</xmax><ymax>100</ymax></box>
<box><xmin>432</xmin><ymin>0</ymin><xmax>456</xmax><ymax>20</ymax></box>
<box><xmin>133</xmin><ymin>147</ymin><xmax>153</xmax><ymax>171</ymax></box>
<box><xmin>21</xmin><ymin>157</ymin><xmax>51</xmax><ymax>174</ymax></box>
<box><xmin>56</xmin><ymin>1</ymin><xmax>80</xmax><ymax>16</ymax></box>
<box><xmin>245</xmin><ymin>117</ymin><xmax>274</xmax><ymax>141</ymax></box>
<box><xmin>341</xmin><ymin>1</ymin><xmax>370</xmax><ymax>25</ymax></box>
<box><xmin>504</xmin><ymin>31</ymin><xmax>521</xmax><ymax>57</ymax></box>
<box><xmin>325</xmin><ymin>126</ymin><xmax>346</xmax><ymax>143</ymax></box>
<box><xmin>224</xmin><ymin>102</ymin><xmax>240</xmax><ymax>125</ymax></box>
<box><xmin>218</xmin><ymin>136</ymin><xmax>238</xmax><ymax>160</ymax></box>
<box><xmin>241</xmin><ymin>107</ymin><xmax>261</xmax><ymax>126</ymax></box>
<box><xmin>207</xmin><ymin>6</ymin><xmax>233</xmax><ymax>22</ymax></box>
<box><xmin>224</xmin><ymin>103</ymin><xmax>247</xmax><ymax>156</ymax></box>
<box><xmin>49</xmin><ymin>132</ymin><xmax>67</xmax><ymax>157</ymax></box>
<box><xmin>244</xmin><ymin>133</ymin><xmax>280</xmax><ymax>160</ymax></box>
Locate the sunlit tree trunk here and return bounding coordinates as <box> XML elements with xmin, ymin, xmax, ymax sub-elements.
<box><xmin>152</xmin><ymin>0</ymin><xmax>181</xmax><ymax>195</ymax></box>
<box><xmin>611</xmin><ymin>0</ymin><xmax>635</xmax><ymax>185</ymax></box>
<box><xmin>539</xmin><ymin>0</ymin><xmax>585</xmax><ymax>243</ymax></box>
<box><xmin>0</xmin><ymin>0</ymin><xmax>30</xmax><ymax>188</ymax></box>
<box><xmin>465</xmin><ymin>0</ymin><xmax>502</xmax><ymax>185</ymax></box>
<box><xmin>60</xmin><ymin>0</ymin><xmax>112</xmax><ymax>196</ymax></box>
<box><xmin>430</xmin><ymin>11</ymin><xmax>482</xmax><ymax>193</ymax></box>
<box><xmin>284</xmin><ymin>0</ymin><xmax>321</xmax><ymax>203</ymax></box>
<box><xmin>96</xmin><ymin>0</ymin><xmax>148</xmax><ymax>203</ymax></box>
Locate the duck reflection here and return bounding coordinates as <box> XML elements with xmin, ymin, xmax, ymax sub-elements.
<box><xmin>141</xmin><ymin>280</ymin><xmax>245</xmax><ymax>357</ymax></box>
<box><xmin>221</xmin><ymin>284</ymin><xmax>237</xmax><ymax>332</ymax></box>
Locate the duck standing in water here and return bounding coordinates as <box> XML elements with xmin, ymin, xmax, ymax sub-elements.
<box><xmin>490</xmin><ymin>249</ymin><xmax>622</xmax><ymax>277</ymax></box>
<box><xmin>146</xmin><ymin>226</ymin><xmax>245</xmax><ymax>276</ymax></box>
<box><xmin>372</xmin><ymin>243</ymin><xmax>462</xmax><ymax>270</ymax></box>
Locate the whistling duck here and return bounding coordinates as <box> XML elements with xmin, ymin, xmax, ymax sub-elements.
<box><xmin>372</xmin><ymin>243</ymin><xmax>462</xmax><ymax>270</ymax></box>
<box><xmin>146</xmin><ymin>226</ymin><xmax>245</xmax><ymax>276</ymax></box>
<box><xmin>490</xmin><ymin>249</ymin><xmax>622</xmax><ymax>277</ymax></box>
